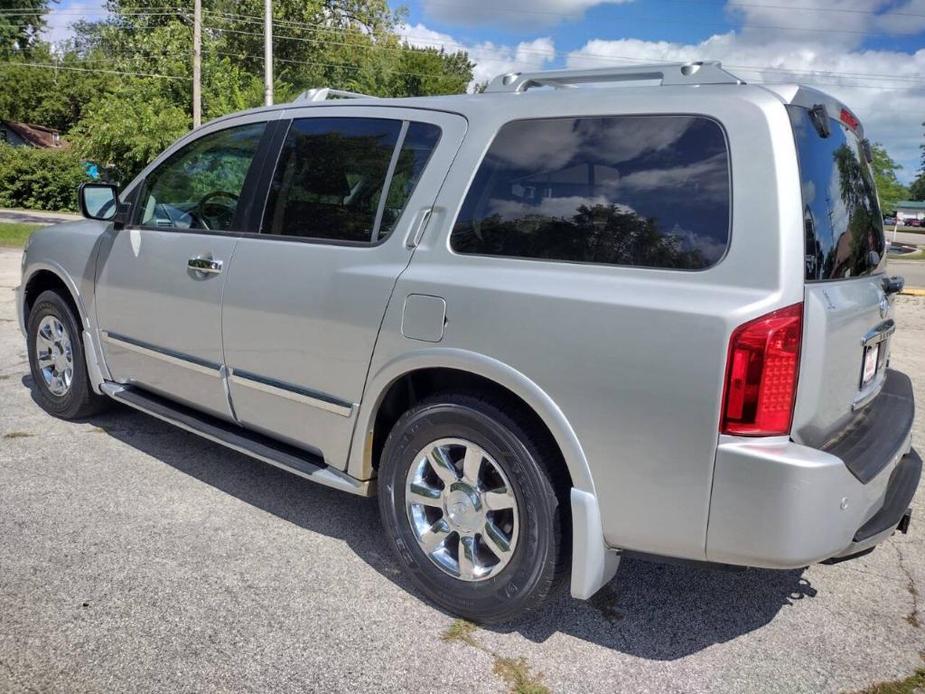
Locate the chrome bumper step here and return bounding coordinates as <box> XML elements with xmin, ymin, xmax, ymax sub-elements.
<box><xmin>100</xmin><ymin>382</ymin><xmax>373</xmax><ymax>497</ymax></box>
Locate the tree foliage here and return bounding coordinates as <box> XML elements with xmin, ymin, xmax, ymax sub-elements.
<box><xmin>0</xmin><ymin>143</ymin><xmax>89</xmax><ymax>211</ymax></box>
<box><xmin>869</xmin><ymin>143</ymin><xmax>908</xmax><ymax>214</ymax></box>
<box><xmin>0</xmin><ymin>0</ymin><xmax>49</xmax><ymax>58</ymax></box>
<box><xmin>0</xmin><ymin>0</ymin><xmax>474</xmax><ymax>196</ymax></box>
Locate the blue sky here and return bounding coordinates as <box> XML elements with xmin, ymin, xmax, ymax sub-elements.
<box><xmin>47</xmin><ymin>0</ymin><xmax>925</xmax><ymax>182</ymax></box>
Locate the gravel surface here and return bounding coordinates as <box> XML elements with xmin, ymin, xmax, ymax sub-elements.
<box><xmin>2</xmin><ymin>246</ymin><xmax>924</xmax><ymax>693</ymax></box>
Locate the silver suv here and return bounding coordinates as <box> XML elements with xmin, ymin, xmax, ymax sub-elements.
<box><xmin>17</xmin><ymin>62</ymin><xmax>919</xmax><ymax>623</ymax></box>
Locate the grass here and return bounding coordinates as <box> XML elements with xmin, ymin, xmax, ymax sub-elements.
<box><xmin>853</xmin><ymin>668</ymin><xmax>925</xmax><ymax>694</ymax></box>
<box><xmin>492</xmin><ymin>657</ymin><xmax>550</xmax><ymax>694</ymax></box>
<box><xmin>440</xmin><ymin>620</ymin><xmax>549</xmax><ymax>694</ymax></box>
<box><xmin>0</xmin><ymin>223</ymin><xmax>41</xmax><ymax>247</ymax></box>
<box><xmin>441</xmin><ymin>619</ymin><xmax>479</xmax><ymax>647</ymax></box>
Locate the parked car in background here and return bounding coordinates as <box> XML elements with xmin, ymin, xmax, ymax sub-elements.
<box><xmin>16</xmin><ymin>62</ymin><xmax>918</xmax><ymax>623</ymax></box>
<box><xmin>907</xmin><ymin>218</ymin><xmax>922</xmax><ymax>227</ymax></box>
<box><xmin>884</xmin><ymin>216</ymin><xmax>896</xmax><ymax>226</ymax></box>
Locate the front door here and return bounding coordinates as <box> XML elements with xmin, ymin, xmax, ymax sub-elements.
<box><xmin>95</xmin><ymin>120</ymin><xmax>268</xmax><ymax>419</ymax></box>
<box><xmin>221</xmin><ymin>109</ymin><xmax>466</xmax><ymax>466</ymax></box>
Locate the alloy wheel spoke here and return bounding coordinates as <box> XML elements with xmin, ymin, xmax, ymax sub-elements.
<box><xmin>483</xmin><ymin>486</ymin><xmax>516</xmax><ymax>511</ymax></box>
<box><xmin>462</xmin><ymin>446</ymin><xmax>483</xmax><ymax>485</ymax></box>
<box><xmin>407</xmin><ymin>482</ymin><xmax>443</xmax><ymax>508</ymax></box>
<box><xmin>481</xmin><ymin>520</ymin><xmax>512</xmax><ymax>560</ymax></box>
<box><xmin>419</xmin><ymin>518</ymin><xmax>451</xmax><ymax>553</ymax></box>
<box><xmin>37</xmin><ymin>350</ymin><xmax>54</xmax><ymax>365</ymax></box>
<box><xmin>427</xmin><ymin>446</ymin><xmax>459</xmax><ymax>486</ymax></box>
<box><xmin>457</xmin><ymin>535</ymin><xmax>478</xmax><ymax>580</ymax></box>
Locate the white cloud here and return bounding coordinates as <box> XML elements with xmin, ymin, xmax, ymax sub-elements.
<box><xmin>420</xmin><ymin>0</ymin><xmax>633</xmax><ymax>28</ymax></box>
<box><xmin>42</xmin><ymin>0</ymin><xmax>108</xmax><ymax>47</ymax></box>
<box><xmin>566</xmin><ymin>36</ymin><xmax>925</xmax><ymax>182</ymax></box>
<box><xmin>397</xmin><ymin>24</ymin><xmax>555</xmax><ymax>86</ymax></box>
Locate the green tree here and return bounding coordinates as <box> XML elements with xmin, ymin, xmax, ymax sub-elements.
<box><xmin>909</xmin><ymin>175</ymin><xmax>925</xmax><ymax>201</ymax></box>
<box><xmin>869</xmin><ymin>143</ymin><xmax>908</xmax><ymax>214</ymax></box>
<box><xmin>0</xmin><ymin>143</ymin><xmax>90</xmax><ymax>211</ymax></box>
<box><xmin>0</xmin><ymin>0</ymin><xmax>49</xmax><ymax>57</ymax></box>
<box><xmin>71</xmin><ymin>82</ymin><xmax>189</xmax><ymax>184</ymax></box>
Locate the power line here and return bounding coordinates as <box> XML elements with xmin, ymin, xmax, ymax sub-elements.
<box><xmin>0</xmin><ymin>60</ymin><xmax>188</xmax><ymax>80</ymax></box>
<box><xmin>419</xmin><ymin>0</ymin><xmax>925</xmax><ymax>19</ymax></box>
<box><xmin>11</xmin><ymin>6</ymin><xmax>925</xmax><ymax>90</ymax></box>
<box><xmin>201</xmin><ymin>20</ymin><xmax>925</xmax><ymax>88</ymax></box>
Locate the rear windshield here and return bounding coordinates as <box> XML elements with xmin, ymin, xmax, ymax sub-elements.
<box><xmin>788</xmin><ymin>105</ymin><xmax>885</xmax><ymax>281</ymax></box>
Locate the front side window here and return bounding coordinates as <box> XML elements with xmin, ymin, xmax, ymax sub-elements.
<box><xmin>262</xmin><ymin>117</ymin><xmax>438</xmax><ymax>243</ymax></box>
<box><xmin>138</xmin><ymin>122</ymin><xmax>266</xmax><ymax>232</ymax></box>
<box><xmin>450</xmin><ymin>115</ymin><xmax>731</xmax><ymax>270</ymax></box>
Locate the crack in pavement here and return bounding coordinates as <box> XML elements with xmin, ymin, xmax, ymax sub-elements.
<box><xmin>895</xmin><ymin>542</ymin><xmax>921</xmax><ymax>628</ymax></box>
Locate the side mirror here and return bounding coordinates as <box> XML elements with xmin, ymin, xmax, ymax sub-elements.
<box><xmin>78</xmin><ymin>183</ymin><xmax>127</xmax><ymax>228</ymax></box>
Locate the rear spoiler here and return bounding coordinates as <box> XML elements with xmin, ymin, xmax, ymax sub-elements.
<box><xmin>760</xmin><ymin>84</ymin><xmax>865</xmax><ymax>140</ymax></box>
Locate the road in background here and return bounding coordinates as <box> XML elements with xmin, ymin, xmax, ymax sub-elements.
<box><xmin>0</xmin><ymin>209</ymin><xmax>81</xmax><ymax>225</ymax></box>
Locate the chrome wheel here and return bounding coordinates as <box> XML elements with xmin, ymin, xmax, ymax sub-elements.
<box><xmin>34</xmin><ymin>315</ymin><xmax>73</xmax><ymax>397</ymax></box>
<box><xmin>405</xmin><ymin>437</ymin><xmax>519</xmax><ymax>581</ymax></box>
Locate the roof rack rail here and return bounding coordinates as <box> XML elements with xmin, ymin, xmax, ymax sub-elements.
<box><xmin>293</xmin><ymin>87</ymin><xmax>378</xmax><ymax>102</ymax></box>
<box><xmin>484</xmin><ymin>61</ymin><xmax>744</xmax><ymax>94</ymax></box>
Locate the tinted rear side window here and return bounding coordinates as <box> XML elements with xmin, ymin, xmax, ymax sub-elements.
<box><xmin>263</xmin><ymin>117</ymin><xmax>402</xmax><ymax>243</ymax></box>
<box><xmin>789</xmin><ymin>106</ymin><xmax>884</xmax><ymax>281</ymax></box>
<box><xmin>450</xmin><ymin>115</ymin><xmax>730</xmax><ymax>270</ymax></box>
<box><xmin>263</xmin><ymin>118</ymin><xmax>440</xmax><ymax>244</ymax></box>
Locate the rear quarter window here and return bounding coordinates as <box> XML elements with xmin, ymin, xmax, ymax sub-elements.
<box><xmin>450</xmin><ymin>115</ymin><xmax>731</xmax><ymax>270</ymax></box>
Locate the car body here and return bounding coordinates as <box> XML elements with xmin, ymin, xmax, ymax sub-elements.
<box><xmin>17</xmin><ymin>62</ymin><xmax>918</xmax><ymax>621</ymax></box>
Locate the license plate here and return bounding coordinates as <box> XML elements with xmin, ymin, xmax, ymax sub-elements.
<box><xmin>861</xmin><ymin>342</ymin><xmax>880</xmax><ymax>387</ymax></box>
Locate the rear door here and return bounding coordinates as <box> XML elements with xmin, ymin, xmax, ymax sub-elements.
<box><xmin>220</xmin><ymin>108</ymin><xmax>466</xmax><ymax>468</ymax></box>
<box><xmin>787</xmin><ymin>101</ymin><xmax>893</xmax><ymax>446</ymax></box>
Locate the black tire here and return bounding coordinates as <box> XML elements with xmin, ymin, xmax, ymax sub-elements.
<box><xmin>26</xmin><ymin>290</ymin><xmax>109</xmax><ymax>420</ymax></box>
<box><xmin>378</xmin><ymin>393</ymin><xmax>569</xmax><ymax>623</ymax></box>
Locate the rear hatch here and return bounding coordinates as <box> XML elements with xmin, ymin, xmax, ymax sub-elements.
<box><xmin>787</xmin><ymin>101</ymin><xmax>896</xmax><ymax>449</ymax></box>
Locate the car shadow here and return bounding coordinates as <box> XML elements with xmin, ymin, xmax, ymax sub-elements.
<box><xmin>25</xmin><ymin>378</ymin><xmax>816</xmax><ymax>661</ymax></box>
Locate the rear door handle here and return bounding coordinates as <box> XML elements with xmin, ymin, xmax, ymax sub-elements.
<box><xmin>188</xmin><ymin>256</ymin><xmax>223</xmax><ymax>274</ymax></box>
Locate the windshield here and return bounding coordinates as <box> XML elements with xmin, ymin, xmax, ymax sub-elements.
<box><xmin>788</xmin><ymin>105</ymin><xmax>885</xmax><ymax>281</ymax></box>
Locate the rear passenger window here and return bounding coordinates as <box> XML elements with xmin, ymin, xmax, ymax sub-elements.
<box><xmin>450</xmin><ymin>115</ymin><xmax>730</xmax><ymax>270</ymax></box>
<box><xmin>262</xmin><ymin>117</ymin><xmax>439</xmax><ymax>243</ymax></box>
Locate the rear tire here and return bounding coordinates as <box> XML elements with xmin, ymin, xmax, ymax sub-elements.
<box><xmin>26</xmin><ymin>290</ymin><xmax>108</xmax><ymax>420</ymax></box>
<box><xmin>378</xmin><ymin>393</ymin><xmax>569</xmax><ymax>623</ymax></box>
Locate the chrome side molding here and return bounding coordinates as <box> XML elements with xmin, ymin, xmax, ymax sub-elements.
<box><xmin>228</xmin><ymin>368</ymin><xmax>355</xmax><ymax>418</ymax></box>
<box><xmin>101</xmin><ymin>331</ymin><xmax>222</xmax><ymax>378</ymax></box>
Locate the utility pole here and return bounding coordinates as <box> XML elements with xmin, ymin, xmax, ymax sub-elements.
<box><xmin>264</xmin><ymin>0</ymin><xmax>273</xmax><ymax>106</ymax></box>
<box><xmin>192</xmin><ymin>0</ymin><xmax>202</xmax><ymax>128</ymax></box>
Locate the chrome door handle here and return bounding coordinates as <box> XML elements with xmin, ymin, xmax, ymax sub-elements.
<box><xmin>188</xmin><ymin>256</ymin><xmax>223</xmax><ymax>274</ymax></box>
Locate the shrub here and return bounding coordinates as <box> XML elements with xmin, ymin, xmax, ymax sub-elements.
<box><xmin>0</xmin><ymin>143</ymin><xmax>90</xmax><ymax>212</ymax></box>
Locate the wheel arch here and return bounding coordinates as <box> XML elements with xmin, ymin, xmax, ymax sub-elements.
<box><xmin>23</xmin><ymin>264</ymin><xmax>87</xmax><ymax>330</ymax></box>
<box><xmin>348</xmin><ymin>348</ymin><xmax>596</xmax><ymax>496</ymax></box>
<box><xmin>22</xmin><ymin>263</ymin><xmax>108</xmax><ymax>393</ymax></box>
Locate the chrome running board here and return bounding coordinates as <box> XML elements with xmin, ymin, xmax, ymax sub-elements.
<box><xmin>100</xmin><ymin>382</ymin><xmax>373</xmax><ymax>497</ymax></box>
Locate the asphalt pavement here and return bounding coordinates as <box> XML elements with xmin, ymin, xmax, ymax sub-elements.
<box><xmin>0</xmin><ymin>208</ymin><xmax>81</xmax><ymax>225</ymax></box>
<box><xmin>2</xmin><ymin>246</ymin><xmax>925</xmax><ymax>693</ymax></box>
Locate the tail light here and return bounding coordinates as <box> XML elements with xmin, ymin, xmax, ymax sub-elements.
<box><xmin>721</xmin><ymin>303</ymin><xmax>803</xmax><ymax>436</ymax></box>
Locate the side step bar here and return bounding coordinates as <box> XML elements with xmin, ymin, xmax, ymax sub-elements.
<box><xmin>100</xmin><ymin>383</ymin><xmax>374</xmax><ymax>497</ymax></box>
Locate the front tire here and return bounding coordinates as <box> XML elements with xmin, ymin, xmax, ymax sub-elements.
<box><xmin>26</xmin><ymin>290</ymin><xmax>108</xmax><ymax>420</ymax></box>
<box><xmin>378</xmin><ymin>393</ymin><xmax>569</xmax><ymax>623</ymax></box>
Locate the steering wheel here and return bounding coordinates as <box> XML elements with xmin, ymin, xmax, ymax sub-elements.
<box><xmin>193</xmin><ymin>190</ymin><xmax>239</xmax><ymax>230</ymax></box>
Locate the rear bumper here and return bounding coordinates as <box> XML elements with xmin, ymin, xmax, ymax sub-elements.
<box><xmin>706</xmin><ymin>369</ymin><xmax>917</xmax><ymax>568</ymax></box>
